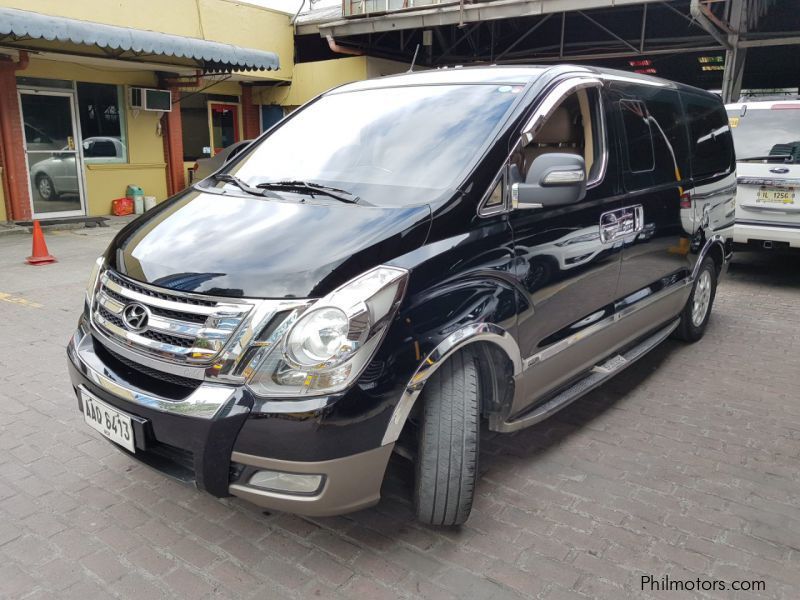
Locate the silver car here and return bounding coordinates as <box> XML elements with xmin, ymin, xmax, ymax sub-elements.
<box><xmin>30</xmin><ymin>136</ymin><xmax>124</xmax><ymax>201</ymax></box>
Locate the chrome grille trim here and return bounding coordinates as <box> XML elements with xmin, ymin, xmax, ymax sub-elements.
<box><xmin>97</xmin><ymin>289</ymin><xmax>201</xmax><ymax>339</ymax></box>
<box><xmin>94</xmin><ymin>311</ymin><xmax>196</xmax><ymax>357</ymax></box>
<box><xmin>102</xmin><ymin>275</ymin><xmax>249</xmax><ymax>317</ymax></box>
<box><xmin>90</xmin><ymin>268</ymin><xmax>313</xmax><ymax>383</ymax></box>
<box><xmin>92</xmin><ymin>270</ymin><xmax>256</xmax><ymax>368</ymax></box>
<box><xmin>91</xmin><ymin>326</ymin><xmax>207</xmax><ymax>380</ymax></box>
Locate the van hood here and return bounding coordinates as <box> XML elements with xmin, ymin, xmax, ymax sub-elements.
<box><xmin>108</xmin><ymin>190</ymin><xmax>431</xmax><ymax>299</ymax></box>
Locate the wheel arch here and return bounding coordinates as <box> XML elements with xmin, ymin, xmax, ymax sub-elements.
<box><xmin>381</xmin><ymin>322</ymin><xmax>522</xmax><ymax>445</ymax></box>
<box><xmin>693</xmin><ymin>234</ymin><xmax>726</xmax><ymax>278</ymax></box>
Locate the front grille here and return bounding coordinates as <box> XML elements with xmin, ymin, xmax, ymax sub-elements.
<box><xmin>103</xmin><ymin>285</ymin><xmax>207</xmax><ymax>324</ymax></box>
<box><xmin>105</xmin><ymin>271</ymin><xmax>216</xmax><ymax>306</ymax></box>
<box><xmin>98</xmin><ymin>305</ymin><xmax>124</xmax><ymax>329</ymax></box>
<box><xmin>91</xmin><ymin>269</ymin><xmax>253</xmax><ymax>366</ymax></box>
<box><xmin>93</xmin><ymin>340</ymin><xmax>199</xmax><ymax>398</ymax></box>
<box><xmin>104</xmin><ymin>344</ymin><xmax>200</xmax><ymax>390</ymax></box>
<box><xmin>142</xmin><ymin>329</ymin><xmax>194</xmax><ymax>348</ymax></box>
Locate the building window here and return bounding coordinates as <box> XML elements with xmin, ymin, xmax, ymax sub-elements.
<box><xmin>181</xmin><ymin>93</ymin><xmax>211</xmax><ymax>161</ymax></box>
<box><xmin>76</xmin><ymin>83</ymin><xmax>127</xmax><ymax>162</ymax></box>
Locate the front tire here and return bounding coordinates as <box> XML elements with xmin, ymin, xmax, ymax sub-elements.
<box><xmin>36</xmin><ymin>174</ymin><xmax>57</xmax><ymax>201</ymax></box>
<box><xmin>673</xmin><ymin>256</ymin><xmax>717</xmax><ymax>342</ymax></box>
<box><xmin>414</xmin><ymin>348</ymin><xmax>480</xmax><ymax>526</ymax></box>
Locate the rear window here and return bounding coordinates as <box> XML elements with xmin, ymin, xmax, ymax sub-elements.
<box><xmin>684</xmin><ymin>93</ymin><xmax>734</xmax><ymax>179</ymax></box>
<box><xmin>727</xmin><ymin>105</ymin><xmax>800</xmax><ymax>163</ymax></box>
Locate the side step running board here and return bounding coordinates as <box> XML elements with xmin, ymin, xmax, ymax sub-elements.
<box><xmin>492</xmin><ymin>319</ymin><xmax>679</xmax><ymax>433</ymax></box>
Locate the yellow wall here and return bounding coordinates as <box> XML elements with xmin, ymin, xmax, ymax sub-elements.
<box><xmin>264</xmin><ymin>57</ymin><xmax>367</xmax><ymax>107</ymax></box>
<box><xmin>262</xmin><ymin>56</ymin><xmax>409</xmax><ymax>107</ymax></box>
<box><xmin>2</xmin><ymin>0</ymin><xmax>294</xmax><ymax>80</ymax></box>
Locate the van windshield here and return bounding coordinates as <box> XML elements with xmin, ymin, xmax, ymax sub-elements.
<box><xmin>727</xmin><ymin>106</ymin><xmax>800</xmax><ymax>163</ymax></box>
<box><xmin>222</xmin><ymin>83</ymin><xmax>523</xmax><ymax>206</ymax></box>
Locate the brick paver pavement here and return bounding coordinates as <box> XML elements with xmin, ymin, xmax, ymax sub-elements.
<box><xmin>0</xmin><ymin>225</ymin><xmax>798</xmax><ymax>599</ymax></box>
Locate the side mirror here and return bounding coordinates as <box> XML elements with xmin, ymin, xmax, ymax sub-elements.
<box><xmin>511</xmin><ymin>153</ymin><xmax>587</xmax><ymax>210</ymax></box>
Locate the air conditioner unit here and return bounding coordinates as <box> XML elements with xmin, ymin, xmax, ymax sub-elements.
<box><xmin>129</xmin><ymin>87</ymin><xmax>172</xmax><ymax>112</ymax></box>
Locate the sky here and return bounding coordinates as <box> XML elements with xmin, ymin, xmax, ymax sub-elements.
<box><xmin>244</xmin><ymin>0</ymin><xmax>339</xmax><ymax>14</ymax></box>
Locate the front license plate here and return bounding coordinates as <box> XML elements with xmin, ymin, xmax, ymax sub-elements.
<box><xmin>81</xmin><ymin>390</ymin><xmax>135</xmax><ymax>452</ymax></box>
<box><xmin>756</xmin><ymin>187</ymin><xmax>795</xmax><ymax>205</ymax></box>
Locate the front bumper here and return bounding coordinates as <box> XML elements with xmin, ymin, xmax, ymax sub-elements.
<box><xmin>67</xmin><ymin>320</ymin><xmax>394</xmax><ymax>516</ymax></box>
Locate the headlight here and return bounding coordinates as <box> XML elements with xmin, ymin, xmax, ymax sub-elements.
<box><xmin>286</xmin><ymin>307</ymin><xmax>351</xmax><ymax>366</ymax></box>
<box><xmin>246</xmin><ymin>265</ymin><xmax>408</xmax><ymax>397</ymax></box>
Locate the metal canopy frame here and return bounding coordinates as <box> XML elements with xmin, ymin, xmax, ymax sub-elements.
<box><xmin>301</xmin><ymin>0</ymin><xmax>799</xmax><ymax>100</ymax></box>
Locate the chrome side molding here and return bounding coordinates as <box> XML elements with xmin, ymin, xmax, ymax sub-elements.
<box><xmin>491</xmin><ymin>319</ymin><xmax>679</xmax><ymax>432</ymax></box>
<box><xmin>381</xmin><ymin>235</ymin><xmax>728</xmax><ymax>443</ymax></box>
<box><xmin>381</xmin><ymin>322</ymin><xmax>522</xmax><ymax>445</ymax></box>
<box><xmin>692</xmin><ymin>234</ymin><xmax>728</xmax><ymax>280</ymax></box>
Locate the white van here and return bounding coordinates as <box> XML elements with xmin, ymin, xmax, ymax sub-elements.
<box><xmin>726</xmin><ymin>100</ymin><xmax>800</xmax><ymax>250</ymax></box>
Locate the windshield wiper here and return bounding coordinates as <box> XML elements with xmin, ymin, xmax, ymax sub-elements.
<box><xmin>739</xmin><ymin>154</ymin><xmax>792</xmax><ymax>163</ymax></box>
<box><xmin>257</xmin><ymin>180</ymin><xmax>359</xmax><ymax>204</ymax></box>
<box><xmin>212</xmin><ymin>173</ymin><xmax>283</xmax><ymax>199</ymax></box>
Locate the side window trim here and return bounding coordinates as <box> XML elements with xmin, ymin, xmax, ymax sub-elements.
<box><xmin>586</xmin><ymin>87</ymin><xmax>608</xmax><ymax>189</ymax></box>
<box><xmin>477</xmin><ymin>170</ymin><xmax>507</xmax><ymax>217</ymax></box>
<box><xmin>477</xmin><ymin>77</ymin><xmax>607</xmax><ymax>217</ymax></box>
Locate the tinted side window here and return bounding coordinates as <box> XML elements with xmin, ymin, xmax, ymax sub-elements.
<box><xmin>616</xmin><ymin>88</ymin><xmax>688</xmax><ymax>191</ymax></box>
<box><xmin>644</xmin><ymin>88</ymin><xmax>691</xmax><ymax>183</ymax></box>
<box><xmin>684</xmin><ymin>93</ymin><xmax>734</xmax><ymax>179</ymax></box>
<box><xmin>620</xmin><ymin>99</ymin><xmax>655</xmax><ymax>173</ymax></box>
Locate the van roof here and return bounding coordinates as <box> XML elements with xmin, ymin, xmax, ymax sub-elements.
<box><xmin>335</xmin><ymin>66</ymin><xmax>549</xmax><ymax>91</ymax></box>
<box><xmin>332</xmin><ymin>64</ymin><xmax>713</xmax><ymax>96</ymax></box>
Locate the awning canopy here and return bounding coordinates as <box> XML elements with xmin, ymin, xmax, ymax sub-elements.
<box><xmin>0</xmin><ymin>7</ymin><xmax>280</xmax><ymax>73</ymax></box>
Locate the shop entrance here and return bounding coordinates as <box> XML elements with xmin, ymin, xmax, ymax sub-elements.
<box><xmin>20</xmin><ymin>89</ymin><xmax>86</xmax><ymax>218</ymax></box>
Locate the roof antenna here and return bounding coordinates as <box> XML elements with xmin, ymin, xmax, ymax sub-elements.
<box><xmin>407</xmin><ymin>43</ymin><xmax>420</xmax><ymax>73</ymax></box>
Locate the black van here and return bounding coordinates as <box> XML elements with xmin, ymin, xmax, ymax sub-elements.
<box><xmin>68</xmin><ymin>66</ymin><xmax>735</xmax><ymax>526</ymax></box>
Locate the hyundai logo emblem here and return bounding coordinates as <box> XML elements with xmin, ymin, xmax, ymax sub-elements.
<box><xmin>769</xmin><ymin>167</ymin><xmax>790</xmax><ymax>174</ymax></box>
<box><xmin>122</xmin><ymin>302</ymin><xmax>150</xmax><ymax>332</ymax></box>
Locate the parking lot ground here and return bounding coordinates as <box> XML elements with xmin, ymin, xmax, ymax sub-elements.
<box><xmin>1</xmin><ymin>226</ymin><xmax>799</xmax><ymax>600</ymax></box>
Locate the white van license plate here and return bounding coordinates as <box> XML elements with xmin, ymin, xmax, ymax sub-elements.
<box><xmin>756</xmin><ymin>187</ymin><xmax>795</xmax><ymax>204</ymax></box>
<box><xmin>82</xmin><ymin>390</ymin><xmax>135</xmax><ymax>452</ymax></box>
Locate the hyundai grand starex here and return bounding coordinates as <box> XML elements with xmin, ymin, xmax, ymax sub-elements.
<box><xmin>68</xmin><ymin>66</ymin><xmax>734</xmax><ymax>526</ymax></box>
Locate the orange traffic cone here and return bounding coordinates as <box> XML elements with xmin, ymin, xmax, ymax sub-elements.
<box><xmin>26</xmin><ymin>220</ymin><xmax>57</xmax><ymax>265</ymax></box>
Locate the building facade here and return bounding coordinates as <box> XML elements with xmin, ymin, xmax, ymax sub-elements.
<box><xmin>0</xmin><ymin>0</ymin><xmax>406</xmax><ymax>223</ymax></box>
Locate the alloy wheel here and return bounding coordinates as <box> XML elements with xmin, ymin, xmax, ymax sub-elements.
<box><xmin>691</xmin><ymin>269</ymin><xmax>712</xmax><ymax>327</ymax></box>
<box><xmin>38</xmin><ymin>177</ymin><xmax>53</xmax><ymax>200</ymax></box>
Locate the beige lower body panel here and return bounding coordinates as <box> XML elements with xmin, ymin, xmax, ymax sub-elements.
<box><xmin>229</xmin><ymin>443</ymin><xmax>394</xmax><ymax>517</ymax></box>
<box><xmin>513</xmin><ymin>284</ymin><xmax>690</xmax><ymax>416</ymax></box>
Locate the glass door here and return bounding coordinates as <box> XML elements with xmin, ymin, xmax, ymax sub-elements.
<box><xmin>208</xmin><ymin>102</ymin><xmax>240</xmax><ymax>155</ymax></box>
<box><xmin>20</xmin><ymin>90</ymin><xmax>86</xmax><ymax>218</ymax></box>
